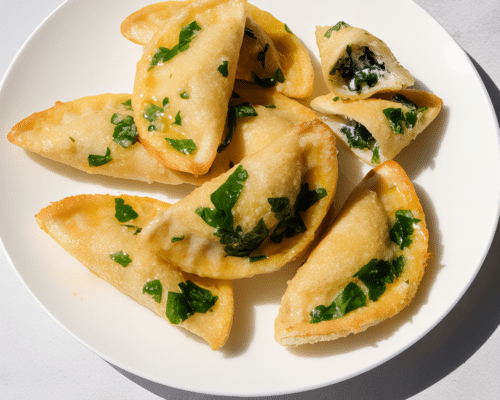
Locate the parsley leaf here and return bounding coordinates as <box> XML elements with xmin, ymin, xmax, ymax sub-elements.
<box><xmin>149</xmin><ymin>21</ymin><xmax>202</xmax><ymax>70</ymax></box>
<box><xmin>88</xmin><ymin>147</ymin><xmax>112</xmax><ymax>167</ymax></box>
<box><xmin>173</xmin><ymin>110</ymin><xmax>182</xmax><ymax>126</ymax></box>
<box><xmin>166</xmin><ymin>280</ymin><xmax>218</xmax><ymax>324</ymax></box>
<box><xmin>218</xmin><ymin>103</ymin><xmax>258</xmax><ymax>153</ymax></box>
<box><xmin>165</xmin><ymin>138</ymin><xmax>196</xmax><ymax>155</ymax></box>
<box><xmin>122</xmin><ymin>99</ymin><xmax>133</xmax><ymax>110</ymax></box>
<box><xmin>114</xmin><ymin>198</ymin><xmax>138</xmax><ymax>223</ymax></box>
<box><xmin>122</xmin><ymin>224</ymin><xmax>142</xmax><ymax>235</ymax></box>
<box><xmin>284</xmin><ymin>24</ymin><xmax>293</xmax><ymax>34</ymax></box>
<box><xmin>324</xmin><ymin>21</ymin><xmax>350</xmax><ymax>38</ymax></box>
<box><xmin>244</xmin><ymin>27</ymin><xmax>257</xmax><ymax>39</ymax></box>
<box><xmin>111</xmin><ymin>113</ymin><xmax>138</xmax><ymax>148</ymax></box>
<box><xmin>257</xmin><ymin>43</ymin><xmax>270</xmax><ymax>69</ymax></box>
<box><xmin>389</xmin><ymin>210</ymin><xmax>421</xmax><ymax>249</ymax></box>
<box><xmin>251</xmin><ymin>68</ymin><xmax>285</xmax><ymax>88</ymax></box>
<box><xmin>110</xmin><ymin>250</ymin><xmax>132</xmax><ymax>267</ymax></box>
<box><xmin>383</xmin><ymin>107</ymin><xmax>405</xmax><ymax>134</ymax></box>
<box><xmin>180</xmin><ymin>91</ymin><xmax>189</xmax><ymax>99</ymax></box>
<box><xmin>143</xmin><ymin>103</ymin><xmax>164</xmax><ymax>132</ymax></box>
<box><xmin>143</xmin><ymin>279</ymin><xmax>162</xmax><ymax>303</ymax></box>
<box><xmin>171</xmin><ymin>236</ymin><xmax>185</xmax><ymax>243</ymax></box>
<box><xmin>310</xmin><ymin>282</ymin><xmax>366</xmax><ymax>323</ymax></box>
<box><xmin>354</xmin><ymin>257</ymin><xmax>406</xmax><ymax>301</ymax></box>
<box><xmin>218</xmin><ymin>60</ymin><xmax>229</xmax><ymax>77</ymax></box>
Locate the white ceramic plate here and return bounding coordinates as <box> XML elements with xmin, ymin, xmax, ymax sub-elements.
<box><xmin>1</xmin><ymin>0</ymin><xmax>499</xmax><ymax>396</ymax></box>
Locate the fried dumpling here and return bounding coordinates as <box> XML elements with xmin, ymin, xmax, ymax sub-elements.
<box><xmin>310</xmin><ymin>89</ymin><xmax>443</xmax><ymax>165</ymax></box>
<box><xmin>316</xmin><ymin>22</ymin><xmax>414</xmax><ymax>100</ymax></box>
<box><xmin>7</xmin><ymin>87</ymin><xmax>316</xmax><ymax>185</ymax></box>
<box><xmin>121</xmin><ymin>1</ymin><xmax>313</xmax><ymax>99</ymax></box>
<box><xmin>132</xmin><ymin>0</ymin><xmax>247</xmax><ymax>175</ymax></box>
<box><xmin>275</xmin><ymin>160</ymin><xmax>429</xmax><ymax>346</ymax></box>
<box><xmin>36</xmin><ymin>194</ymin><xmax>233</xmax><ymax>350</ymax></box>
<box><xmin>140</xmin><ymin>120</ymin><xmax>338</xmax><ymax>280</ymax></box>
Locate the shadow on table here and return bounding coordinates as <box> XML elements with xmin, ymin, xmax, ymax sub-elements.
<box><xmin>110</xmin><ymin>54</ymin><xmax>500</xmax><ymax>400</ymax></box>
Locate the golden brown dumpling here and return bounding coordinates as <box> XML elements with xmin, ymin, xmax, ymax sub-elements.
<box><xmin>132</xmin><ymin>0</ymin><xmax>247</xmax><ymax>175</ymax></box>
<box><xmin>310</xmin><ymin>89</ymin><xmax>443</xmax><ymax>165</ymax></box>
<box><xmin>275</xmin><ymin>160</ymin><xmax>429</xmax><ymax>345</ymax></box>
<box><xmin>36</xmin><ymin>194</ymin><xmax>233</xmax><ymax>350</ymax></box>
<box><xmin>139</xmin><ymin>120</ymin><xmax>338</xmax><ymax>280</ymax></box>
<box><xmin>316</xmin><ymin>22</ymin><xmax>414</xmax><ymax>100</ymax></box>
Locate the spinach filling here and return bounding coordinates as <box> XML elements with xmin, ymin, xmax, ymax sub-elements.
<box><xmin>196</xmin><ymin>166</ymin><xmax>327</xmax><ymax>259</ymax></box>
<box><xmin>340</xmin><ymin>120</ymin><xmax>380</xmax><ymax>164</ymax></box>
<box><xmin>330</xmin><ymin>45</ymin><xmax>385</xmax><ymax>93</ymax></box>
<box><xmin>218</xmin><ymin>102</ymin><xmax>258</xmax><ymax>153</ymax></box>
<box><xmin>166</xmin><ymin>280</ymin><xmax>218</xmax><ymax>324</ymax></box>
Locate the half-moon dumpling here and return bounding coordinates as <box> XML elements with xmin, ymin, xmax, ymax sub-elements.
<box><xmin>132</xmin><ymin>0</ymin><xmax>247</xmax><ymax>175</ymax></box>
<box><xmin>121</xmin><ymin>1</ymin><xmax>314</xmax><ymax>99</ymax></box>
<box><xmin>310</xmin><ymin>89</ymin><xmax>443</xmax><ymax>165</ymax></box>
<box><xmin>275</xmin><ymin>160</ymin><xmax>429</xmax><ymax>345</ymax></box>
<box><xmin>316</xmin><ymin>22</ymin><xmax>414</xmax><ymax>100</ymax></box>
<box><xmin>7</xmin><ymin>87</ymin><xmax>316</xmax><ymax>186</ymax></box>
<box><xmin>36</xmin><ymin>194</ymin><xmax>234</xmax><ymax>350</ymax></box>
<box><xmin>139</xmin><ymin>120</ymin><xmax>338</xmax><ymax>280</ymax></box>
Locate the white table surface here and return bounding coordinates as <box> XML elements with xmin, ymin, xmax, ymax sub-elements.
<box><xmin>1</xmin><ymin>0</ymin><xmax>499</xmax><ymax>399</ymax></box>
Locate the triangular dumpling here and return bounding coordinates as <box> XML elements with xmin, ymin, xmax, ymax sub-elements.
<box><xmin>316</xmin><ymin>22</ymin><xmax>414</xmax><ymax>100</ymax></box>
<box><xmin>132</xmin><ymin>0</ymin><xmax>247</xmax><ymax>175</ymax></box>
<box><xmin>7</xmin><ymin>86</ymin><xmax>316</xmax><ymax>185</ymax></box>
<box><xmin>139</xmin><ymin>120</ymin><xmax>338</xmax><ymax>279</ymax></box>
<box><xmin>310</xmin><ymin>89</ymin><xmax>443</xmax><ymax>165</ymax></box>
<box><xmin>36</xmin><ymin>194</ymin><xmax>233</xmax><ymax>350</ymax></box>
<box><xmin>122</xmin><ymin>1</ymin><xmax>313</xmax><ymax>99</ymax></box>
<box><xmin>275</xmin><ymin>160</ymin><xmax>429</xmax><ymax>345</ymax></box>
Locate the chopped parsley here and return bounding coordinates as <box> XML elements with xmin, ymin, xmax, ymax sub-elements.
<box><xmin>284</xmin><ymin>24</ymin><xmax>293</xmax><ymax>34</ymax></box>
<box><xmin>268</xmin><ymin>183</ymin><xmax>327</xmax><ymax>243</ymax></box>
<box><xmin>111</xmin><ymin>113</ymin><xmax>138</xmax><ymax>148</ymax></box>
<box><xmin>218</xmin><ymin>102</ymin><xmax>258</xmax><ymax>153</ymax></box>
<box><xmin>143</xmin><ymin>279</ymin><xmax>162</xmax><ymax>303</ymax></box>
<box><xmin>218</xmin><ymin>60</ymin><xmax>229</xmax><ymax>77</ymax></box>
<box><xmin>333</xmin><ymin>96</ymin><xmax>340</xmax><ymax>101</ymax></box>
<box><xmin>324</xmin><ymin>21</ymin><xmax>350</xmax><ymax>38</ymax></box>
<box><xmin>88</xmin><ymin>147</ymin><xmax>112</xmax><ymax>167</ymax></box>
<box><xmin>163</xmin><ymin>97</ymin><xmax>170</xmax><ymax>107</ymax></box>
<box><xmin>143</xmin><ymin>103</ymin><xmax>164</xmax><ymax>131</ymax></box>
<box><xmin>122</xmin><ymin>99</ymin><xmax>133</xmax><ymax>110</ymax></box>
<box><xmin>114</xmin><ymin>198</ymin><xmax>138</xmax><ymax>223</ymax></box>
<box><xmin>110</xmin><ymin>250</ymin><xmax>132</xmax><ymax>267</ymax></box>
<box><xmin>166</xmin><ymin>280</ymin><xmax>218</xmax><ymax>324</ymax></box>
<box><xmin>310</xmin><ymin>282</ymin><xmax>366</xmax><ymax>323</ymax></box>
<box><xmin>384</xmin><ymin>94</ymin><xmax>428</xmax><ymax>132</ymax></box>
<box><xmin>249</xmin><ymin>255</ymin><xmax>267</xmax><ymax>262</ymax></box>
<box><xmin>122</xmin><ymin>224</ymin><xmax>142</xmax><ymax>235</ymax></box>
<box><xmin>244</xmin><ymin>27</ymin><xmax>257</xmax><ymax>39</ymax></box>
<box><xmin>389</xmin><ymin>210</ymin><xmax>421</xmax><ymax>249</ymax></box>
<box><xmin>165</xmin><ymin>138</ymin><xmax>196</xmax><ymax>155</ymax></box>
<box><xmin>264</xmin><ymin>104</ymin><xmax>276</xmax><ymax>108</ymax></box>
<box><xmin>383</xmin><ymin>107</ymin><xmax>405</xmax><ymax>134</ymax></box>
<box><xmin>171</xmin><ymin>236</ymin><xmax>185</xmax><ymax>243</ymax></box>
<box><xmin>69</xmin><ymin>136</ymin><xmax>75</xmax><ymax>142</ymax></box>
<box><xmin>173</xmin><ymin>110</ymin><xmax>182</xmax><ymax>126</ymax></box>
<box><xmin>149</xmin><ymin>21</ymin><xmax>202</xmax><ymax>70</ymax></box>
<box><xmin>251</xmin><ymin>68</ymin><xmax>285</xmax><ymax>88</ymax></box>
<box><xmin>180</xmin><ymin>91</ymin><xmax>189</xmax><ymax>99</ymax></box>
<box><xmin>354</xmin><ymin>256</ymin><xmax>405</xmax><ymax>301</ymax></box>
<box><xmin>257</xmin><ymin>43</ymin><xmax>270</xmax><ymax>69</ymax></box>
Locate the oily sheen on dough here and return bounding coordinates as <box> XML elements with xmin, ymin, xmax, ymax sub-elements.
<box><xmin>275</xmin><ymin>160</ymin><xmax>429</xmax><ymax>345</ymax></box>
<box><xmin>36</xmin><ymin>194</ymin><xmax>233</xmax><ymax>350</ymax></box>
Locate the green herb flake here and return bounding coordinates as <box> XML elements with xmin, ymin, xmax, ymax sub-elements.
<box><xmin>69</xmin><ymin>137</ymin><xmax>75</xmax><ymax>142</ymax></box>
<box><xmin>257</xmin><ymin>43</ymin><xmax>270</xmax><ymax>69</ymax></box>
<box><xmin>143</xmin><ymin>103</ymin><xmax>164</xmax><ymax>123</ymax></box>
<box><xmin>252</xmin><ymin>68</ymin><xmax>285</xmax><ymax>88</ymax></box>
<box><xmin>268</xmin><ymin>183</ymin><xmax>327</xmax><ymax>243</ymax></box>
<box><xmin>149</xmin><ymin>21</ymin><xmax>202</xmax><ymax>70</ymax></box>
<box><xmin>171</xmin><ymin>236</ymin><xmax>185</xmax><ymax>243</ymax></box>
<box><xmin>218</xmin><ymin>60</ymin><xmax>229</xmax><ymax>77</ymax></box>
<box><xmin>218</xmin><ymin>103</ymin><xmax>258</xmax><ymax>153</ymax></box>
<box><xmin>165</xmin><ymin>137</ymin><xmax>196</xmax><ymax>155</ymax></box>
<box><xmin>111</xmin><ymin>113</ymin><xmax>138</xmax><ymax>148</ymax></box>
<box><xmin>249</xmin><ymin>255</ymin><xmax>267</xmax><ymax>262</ymax></box>
<box><xmin>173</xmin><ymin>110</ymin><xmax>182</xmax><ymax>126</ymax></box>
<box><xmin>244</xmin><ymin>27</ymin><xmax>257</xmax><ymax>39</ymax></box>
<box><xmin>284</xmin><ymin>24</ymin><xmax>293</xmax><ymax>34</ymax></box>
<box><xmin>354</xmin><ymin>257</ymin><xmax>406</xmax><ymax>301</ymax></box>
<box><xmin>383</xmin><ymin>107</ymin><xmax>405</xmax><ymax>134</ymax></box>
<box><xmin>88</xmin><ymin>147</ymin><xmax>112</xmax><ymax>167</ymax></box>
<box><xmin>324</xmin><ymin>21</ymin><xmax>350</xmax><ymax>38</ymax></box>
<box><xmin>114</xmin><ymin>198</ymin><xmax>139</xmax><ymax>223</ymax></box>
<box><xmin>310</xmin><ymin>282</ymin><xmax>366</xmax><ymax>323</ymax></box>
<box><xmin>122</xmin><ymin>99</ymin><xmax>133</xmax><ymax>110</ymax></box>
<box><xmin>390</xmin><ymin>94</ymin><xmax>427</xmax><ymax>129</ymax></box>
<box><xmin>122</xmin><ymin>224</ymin><xmax>142</xmax><ymax>235</ymax></box>
<box><xmin>333</xmin><ymin>96</ymin><xmax>340</xmax><ymax>101</ymax></box>
<box><xmin>389</xmin><ymin>210</ymin><xmax>421</xmax><ymax>249</ymax></box>
<box><xmin>143</xmin><ymin>279</ymin><xmax>163</xmax><ymax>303</ymax></box>
<box><xmin>166</xmin><ymin>280</ymin><xmax>218</xmax><ymax>324</ymax></box>
<box><xmin>163</xmin><ymin>97</ymin><xmax>170</xmax><ymax>107</ymax></box>
<box><xmin>180</xmin><ymin>92</ymin><xmax>189</xmax><ymax>99</ymax></box>
<box><xmin>264</xmin><ymin>104</ymin><xmax>276</xmax><ymax>108</ymax></box>
<box><xmin>110</xmin><ymin>250</ymin><xmax>132</xmax><ymax>267</ymax></box>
